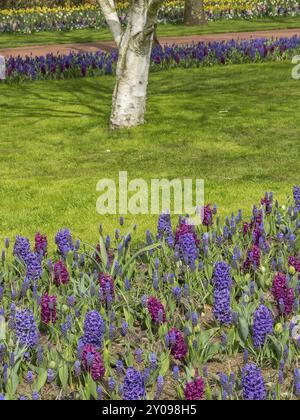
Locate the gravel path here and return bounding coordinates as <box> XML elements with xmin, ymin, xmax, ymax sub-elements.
<box><xmin>0</xmin><ymin>28</ymin><xmax>300</xmax><ymax>58</ymax></box>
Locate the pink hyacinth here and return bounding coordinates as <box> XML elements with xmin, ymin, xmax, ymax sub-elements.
<box><xmin>184</xmin><ymin>376</ymin><xmax>205</xmax><ymax>400</ymax></box>
<box><xmin>41</xmin><ymin>293</ymin><xmax>57</xmax><ymax>324</ymax></box>
<box><xmin>53</xmin><ymin>260</ymin><xmax>69</xmax><ymax>287</ymax></box>
<box><xmin>168</xmin><ymin>328</ymin><xmax>188</xmax><ymax>360</ymax></box>
<box><xmin>81</xmin><ymin>344</ymin><xmax>105</xmax><ymax>381</ymax></box>
<box><xmin>99</xmin><ymin>273</ymin><xmax>115</xmax><ymax>299</ymax></box>
<box><xmin>147</xmin><ymin>296</ymin><xmax>166</xmax><ymax>324</ymax></box>
<box><xmin>272</xmin><ymin>272</ymin><xmax>294</xmax><ymax>316</ymax></box>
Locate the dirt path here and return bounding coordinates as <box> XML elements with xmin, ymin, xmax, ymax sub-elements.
<box><xmin>1</xmin><ymin>28</ymin><xmax>300</xmax><ymax>58</ymax></box>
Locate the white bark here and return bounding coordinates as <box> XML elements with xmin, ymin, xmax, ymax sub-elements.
<box><xmin>98</xmin><ymin>0</ymin><xmax>164</xmax><ymax>129</ymax></box>
<box><xmin>97</xmin><ymin>0</ymin><xmax>122</xmax><ymax>47</ymax></box>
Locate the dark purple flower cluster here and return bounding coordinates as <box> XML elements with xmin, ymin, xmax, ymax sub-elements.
<box><xmin>15</xmin><ymin>309</ymin><xmax>39</xmax><ymax>349</ymax></box>
<box><xmin>242</xmin><ymin>364</ymin><xmax>266</xmax><ymax>400</ymax></box>
<box><xmin>243</xmin><ymin>245</ymin><xmax>261</xmax><ymax>271</ymax></box>
<box><xmin>157</xmin><ymin>212</ymin><xmax>173</xmax><ymax>246</ymax></box>
<box><xmin>99</xmin><ymin>273</ymin><xmax>115</xmax><ymax>300</ymax></box>
<box><xmin>213</xmin><ymin>262</ymin><xmax>232</xmax><ymax>325</ymax></box>
<box><xmin>293</xmin><ymin>185</ymin><xmax>300</xmax><ymax>210</ymax></box>
<box><xmin>272</xmin><ymin>272</ymin><xmax>295</xmax><ymax>316</ymax></box>
<box><xmin>81</xmin><ymin>310</ymin><xmax>105</xmax><ymax>348</ymax></box>
<box><xmin>81</xmin><ymin>344</ymin><xmax>105</xmax><ymax>381</ymax></box>
<box><xmin>253</xmin><ymin>305</ymin><xmax>274</xmax><ymax>348</ymax></box>
<box><xmin>261</xmin><ymin>192</ymin><xmax>273</xmax><ymax>215</ymax></box>
<box><xmin>55</xmin><ymin>228</ymin><xmax>74</xmax><ymax>256</ymax></box>
<box><xmin>168</xmin><ymin>328</ymin><xmax>188</xmax><ymax>360</ymax></box>
<box><xmin>289</xmin><ymin>256</ymin><xmax>300</xmax><ymax>273</ymax></box>
<box><xmin>53</xmin><ymin>260</ymin><xmax>69</xmax><ymax>286</ymax></box>
<box><xmin>202</xmin><ymin>204</ymin><xmax>213</xmax><ymax>227</ymax></box>
<box><xmin>35</xmin><ymin>232</ymin><xmax>48</xmax><ymax>256</ymax></box>
<box><xmin>184</xmin><ymin>377</ymin><xmax>205</xmax><ymax>400</ymax></box>
<box><xmin>123</xmin><ymin>367</ymin><xmax>145</xmax><ymax>400</ymax></box>
<box><xmin>41</xmin><ymin>293</ymin><xmax>57</xmax><ymax>324</ymax></box>
<box><xmin>147</xmin><ymin>296</ymin><xmax>166</xmax><ymax>324</ymax></box>
<box><xmin>13</xmin><ymin>236</ymin><xmax>31</xmax><ymax>263</ymax></box>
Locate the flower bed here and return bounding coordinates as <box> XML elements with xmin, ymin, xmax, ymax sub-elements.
<box><xmin>3</xmin><ymin>36</ymin><xmax>300</xmax><ymax>83</ymax></box>
<box><xmin>0</xmin><ymin>1</ymin><xmax>300</xmax><ymax>33</ymax></box>
<box><xmin>0</xmin><ymin>185</ymin><xmax>300</xmax><ymax>400</ymax></box>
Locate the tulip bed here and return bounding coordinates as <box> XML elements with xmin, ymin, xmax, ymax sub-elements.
<box><xmin>0</xmin><ymin>1</ymin><xmax>300</xmax><ymax>33</ymax></box>
<box><xmin>0</xmin><ymin>186</ymin><xmax>300</xmax><ymax>400</ymax></box>
<box><xmin>3</xmin><ymin>36</ymin><xmax>300</xmax><ymax>83</ymax></box>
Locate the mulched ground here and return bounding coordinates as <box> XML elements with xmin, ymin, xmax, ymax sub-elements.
<box><xmin>1</xmin><ymin>28</ymin><xmax>300</xmax><ymax>58</ymax></box>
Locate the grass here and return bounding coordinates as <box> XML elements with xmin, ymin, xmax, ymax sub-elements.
<box><xmin>0</xmin><ymin>16</ymin><xmax>300</xmax><ymax>49</ymax></box>
<box><xmin>0</xmin><ymin>61</ymin><xmax>300</xmax><ymax>246</ymax></box>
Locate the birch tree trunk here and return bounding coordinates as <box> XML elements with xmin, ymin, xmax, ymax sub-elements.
<box><xmin>97</xmin><ymin>0</ymin><xmax>163</xmax><ymax>130</ymax></box>
<box><xmin>184</xmin><ymin>0</ymin><xmax>206</xmax><ymax>25</ymax></box>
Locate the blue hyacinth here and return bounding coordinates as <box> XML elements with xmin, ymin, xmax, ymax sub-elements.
<box><xmin>242</xmin><ymin>364</ymin><xmax>266</xmax><ymax>400</ymax></box>
<box><xmin>253</xmin><ymin>305</ymin><xmax>274</xmax><ymax>348</ymax></box>
<box><xmin>123</xmin><ymin>367</ymin><xmax>145</xmax><ymax>400</ymax></box>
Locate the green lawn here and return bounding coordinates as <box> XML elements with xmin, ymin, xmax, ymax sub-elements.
<box><xmin>0</xmin><ymin>62</ymin><xmax>299</xmax><ymax>246</ymax></box>
<box><xmin>1</xmin><ymin>16</ymin><xmax>300</xmax><ymax>49</ymax></box>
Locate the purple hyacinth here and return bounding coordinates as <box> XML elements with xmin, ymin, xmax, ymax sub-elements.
<box><xmin>167</xmin><ymin>328</ymin><xmax>188</xmax><ymax>360</ymax></box>
<box><xmin>157</xmin><ymin>212</ymin><xmax>173</xmax><ymax>246</ymax></box>
<box><xmin>253</xmin><ymin>305</ymin><xmax>274</xmax><ymax>348</ymax></box>
<box><xmin>243</xmin><ymin>245</ymin><xmax>261</xmax><ymax>271</ymax></box>
<box><xmin>13</xmin><ymin>236</ymin><xmax>31</xmax><ymax>263</ymax></box>
<box><xmin>202</xmin><ymin>204</ymin><xmax>213</xmax><ymax>227</ymax></box>
<box><xmin>213</xmin><ymin>262</ymin><xmax>232</xmax><ymax>325</ymax></box>
<box><xmin>25</xmin><ymin>252</ymin><xmax>43</xmax><ymax>281</ymax></box>
<box><xmin>272</xmin><ymin>272</ymin><xmax>295</xmax><ymax>316</ymax></box>
<box><xmin>293</xmin><ymin>185</ymin><xmax>300</xmax><ymax>210</ymax></box>
<box><xmin>53</xmin><ymin>260</ymin><xmax>69</xmax><ymax>286</ymax></box>
<box><xmin>242</xmin><ymin>364</ymin><xmax>266</xmax><ymax>400</ymax></box>
<box><xmin>184</xmin><ymin>376</ymin><xmax>205</xmax><ymax>400</ymax></box>
<box><xmin>80</xmin><ymin>310</ymin><xmax>105</xmax><ymax>348</ymax></box>
<box><xmin>35</xmin><ymin>232</ymin><xmax>48</xmax><ymax>256</ymax></box>
<box><xmin>81</xmin><ymin>344</ymin><xmax>105</xmax><ymax>381</ymax></box>
<box><xmin>147</xmin><ymin>296</ymin><xmax>166</xmax><ymax>324</ymax></box>
<box><xmin>41</xmin><ymin>293</ymin><xmax>57</xmax><ymax>325</ymax></box>
<box><xmin>15</xmin><ymin>309</ymin><xmax>39</xmax><ymax>349</ymax></box>
<box><xmin>55</xmin><ymin>228</ymin><xmax>74</xmax><ymax>256</ymax></box>
<box><xmin>123</xmin><ymin>367</ymin><xmax>145</xmax><ymax>401</ymax></box>
<box><xmin>99</xmin><ymin>273</ymin><xmax>115</xmax><ymax>300</ymax></box>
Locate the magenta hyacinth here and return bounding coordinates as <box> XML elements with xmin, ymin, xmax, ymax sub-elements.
<box><xmin>202</xmin><ymin>204</ymin><xmax>213</xmax><ymax>227</ymax></box>
<box><xmin>147</xmin><ymin>296</ymin><xmax>166</xmax><ymax>324</ymax></box>
<box><xmin>272</xmin><ymin>272</ymin><xmax>295</xmax><ymax>316</ymax></box>
<box><xmin>243</xmin><ymin>245</ymin><xmax>261</xmax><ymax>271</ymax></box>
<box><xmin>184</xmin><ymin>377</ymin><xmax>205</xmax><ymax>400</ymax></box>
<box><xmin>168</xmin><ymin>328</ymin><xmax>188</xmax><ymax>360</ymax></box>
<box><xmin>41</xmin><ymin>293</ymin><xmax>57</xmax><ymax>324</ymax></box>
<box><xmin>81</xmin><ymin>344</ymin><xmax>105</xmax><ymax>381</ymax></box>
<box><xmin>35</xmin><ymin>232</ymin><xmax>48</xmax><ymax>256</ymax></box>
<box><xmin>289</xmin><ymin>256</ymin><xmax>300</xmax><ymax>273</ymax></box>
<box><xmin>53</xmin><ymin>260</ymin><xmax>69</xmax><ymax>287</ymax></box>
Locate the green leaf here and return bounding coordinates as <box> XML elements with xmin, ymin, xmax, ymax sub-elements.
<box><xmin>59</xmin><ymin>363</ymin><xmax>69</xmax><ymax>390</ymax></box>
<box><xmin>36</xmin><ymin>369</ymin><xmax>48</xmax><ymax>392</ymax></box>
<box><xmin>238</xmin><ymin>317</ymin><xmax>249</xmax><ymax>343</ymax></box>
<box><xmin>159</xmin><ymin>353</ymin><xmax>170</xmax><ymax>376</ymax></box>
